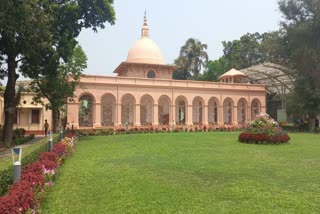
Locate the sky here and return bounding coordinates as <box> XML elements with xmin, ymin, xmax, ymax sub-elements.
<box><xmin>77</xmin><ymin>0</ymin><xmax>282</xmax><ymax>77</ymax></box>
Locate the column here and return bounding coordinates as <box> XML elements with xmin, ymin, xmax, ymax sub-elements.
<box><xmin>203</xmin><ymin>105</ymin><xmax>209</xmax><ymax>126</ymax></box>
<box><xmin>114</xmin><ymin>103</ymin><xmax>122</xmax><ymax>127</ymax></box>
<box><xmin>134</xmin><ymin>104</ymin><xmax>140</xmax><ymax>126</ymax></box>
<box><xmin>153</xmin><ymin>104</ymin><xmax>159</xmax><ymax>127</ymax></box>
<box><xmin>218</xmin><ymin>105</ymin><xmax>223</xmax><ymax>125</ymax></box>
<box><xmin>186</xmin><ymin>105</ymin><xmax>193</xmax><ymax>126</ymax></box>
<box><xmin>67</xmin><ymin>102</ymin><xmax>79</xmax><ymax>129</ymax></box>
<box><xmin>233</xmin><ymin>105</ymin><xmax>238</xmax><ymax>126</ymax></box>
<box><xmin>93</xmin><ymin>103</ymin><xmax>101</xmax><ymax>127</ymax></box>
<box><xmin>247</xmin><ymin>105</ymin><xmax>251</xmax><ymax>122</ymax></box>
<box><xmin>170</xmin><ymin>104</ymin><xmax>175</xmax><ymax>125</ymax></box>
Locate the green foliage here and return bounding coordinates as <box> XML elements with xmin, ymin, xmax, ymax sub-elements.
<box><xmin>218</xmin><ymin>31</ymin><xmax>288</xmax><ymax>72</ymax></box>
<box><xmin>13</xmin><ymin>128</ymin><xmax>26</xmax><ymax>138</ymax></box>
<box><xmin>173</xmin><ymin>38</ymin><xmax>208</xmax><ymax>80</ymax></box>
<box><xmin>279</xmin><ymin>0</ymin><xmax>320</xmax><ymax>130</ymax></box>
<box><xmin>197</xmin><ymin>57</ymin><xmax>228</xmax><ymax>81</ymax></box>
<box><xmin>29</xmin><ymin>45</ymin><xmax>88</xmax><ymax>131</ymax></box>
<box><xmin>14</xmin><ymin>134</ymin><xmax>35</xmax><ymax>146</ymax></box>
<box><xmin>41</xmin><ymin>133</ymin><xmax>320</xmax><ymax>213</ymax></box>
<box><xmin>0</xmin><ymin>0</ymin><xmax>115</xmax><ymax>145</ymax></box>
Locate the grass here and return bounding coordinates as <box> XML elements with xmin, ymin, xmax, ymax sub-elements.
<box><xmin>41</xmin><ymin>132</ymin><xmax>320</xmax><ymax>213</ymax></box>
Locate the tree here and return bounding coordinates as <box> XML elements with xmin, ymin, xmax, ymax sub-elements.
<box><xmin>219</xmin><ymin>31</ymin><xmax>289</xmax><ymax>71</ymax></box>
<box><xmin>172</xmin><ymin>57</ymin><xmax>192</xmax><ymax>80</ymax></box>
<box><xmin>279</xmin><ymin>0</ymin><xmax>320</xmax><ymax>131</ymax></box>
<box><xmin>197</xmin><ymin>57</ymin><xmax>228</xmax><ymax>81</ymax></box>
<box><xmin>0</xmin><ymin>0</ymin><xmax>115</xmax><ymax>146</ymax></box>
<box><xmin>175</xmin><ymin>38</ymin><xmax>208</xmax><ymax>79</ymax></box>
<box><xmin>29</xmin><ymin>45</ymin><xmax>87</xmax><ymax>132</ymax></box>
<box><xmin>222</xmin><ymin>33</ymin><xmax>268</xmax><ymax>70</ymax></box>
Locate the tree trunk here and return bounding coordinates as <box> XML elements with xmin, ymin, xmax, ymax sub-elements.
<box><xmin>52</xmin><ymin>108</ymin><xmax>60</xmax><ymax>133</ymax></box>
<box><xmin>2</xmin><ymin>54</ymin><xmax>18</xmax><ymax>147</ymax></box>
<box><xmin>308</xmin><ymin>115</ymin><xmax>316</xmax><ymax>132</ymax></box>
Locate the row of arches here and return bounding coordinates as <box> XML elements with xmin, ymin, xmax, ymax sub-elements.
<box><xmin>78</xmin><ymin>94</ymin><xmax>261</xmax><ymax>127</ymax></box>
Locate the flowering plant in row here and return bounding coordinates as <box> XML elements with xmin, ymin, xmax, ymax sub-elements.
<box><xmin>239</xmin><ymin>114</ymin><xmax>290</xmax><ymax>144</ymax></box>
<box><xmin>0</xmin><ymin>136</ymin><xmax>76</xmax><ymax>213</ymax></box>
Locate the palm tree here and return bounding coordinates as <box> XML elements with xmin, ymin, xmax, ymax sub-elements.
<box><xmin>179</xmin><ymin>38</ymin><xmax>208</xmax><ymax>79</ymax></box>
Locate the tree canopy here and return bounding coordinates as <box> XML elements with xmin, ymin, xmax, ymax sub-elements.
<box><xmin>0</xmin><ymin>0</ymin><xmax>115</xmax><ymax>146</ymax></box>
<box><xmin>278</xmin><ymin>0</ymin><xmax>320</xmax><ymax>130</ymax></box>
<box><xmin>173</xmin><ymin>38</ymin><xmax>208</xmax><ymax>80</ymax></box>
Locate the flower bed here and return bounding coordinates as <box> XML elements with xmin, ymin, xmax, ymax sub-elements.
<box><xmin>238</xmin><ymin>114</ymin><xmax>290</xmax><ymax>144</ymax></box>
<box><xmin>0</xmin><ymin>135</ymin><xmax>76</xmax><ymax>213</ymax></box>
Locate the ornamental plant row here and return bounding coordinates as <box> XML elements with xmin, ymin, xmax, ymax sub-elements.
<box><xmin>76</xmin><ymin>125</ymin><xmax>240</xmax><ymax>136</ymax></box>
<box><xmin>0</xmin><ymin>135</ymin><xmax>76</xmax><ymax>214</ymax></box>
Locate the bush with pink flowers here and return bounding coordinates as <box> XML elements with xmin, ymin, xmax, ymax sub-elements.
<box><xmin>239</xmin><ymin>114</ymin><xmax>290</xmax><ymax>144</ymax></box>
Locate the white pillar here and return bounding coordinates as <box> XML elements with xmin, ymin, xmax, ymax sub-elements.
<box><xmin>134</xmin><ymin>104</ymin><xmax>140</xmax><ymax>126</ymax></box>
<box><xmin>153</xmin><ymin>104</ymin><xmax>159</xmax><ymax>126</ymax></box>
<box><xmin>115</xmin><ymin>103</ymin><xmax>121</xmax><ymax>127</ymax></box>
<box><xmin>93</xmin><ymin>103</ymin><xmax>101</xmax><ymax>127</ymax></box>
<box><xmin>203</xmin><ymin>105</ymin><xmax>208</xmax><ymax>126</ymax></box>
<box><xmin>186</xmin><ymin>105</ymin><xmax>193</xmax><ymax>126</ymax></box>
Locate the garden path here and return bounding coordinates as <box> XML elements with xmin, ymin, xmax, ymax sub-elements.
<box><xmin>0</xmin><ymin>136</ymin><xmax>46</xmax><ymax>159</ymax></box>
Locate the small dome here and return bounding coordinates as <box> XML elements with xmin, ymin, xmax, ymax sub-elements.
<box><xmin>127</xmin><ymin>37</ymin><xmax>164</xmax><ymax>64</ymax></box>
<box><xmin>219</xmin><ymin>68</ymin><xmax>247</xmax><ymax>80</ymax></box>
<box><xmin>126</xmin><ymin>13</ymin><xmax>164</xmax><ymax>65</ymax></box>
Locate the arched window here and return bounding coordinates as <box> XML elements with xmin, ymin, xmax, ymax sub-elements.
<box><xmin>101</xmin><ymin>94</ymin><xmax>116</xmax><ymax>126</ymax></box>
<box><xmin>223</xmin><ymin>98</ymin><xmax>233</xmax><ymax>124</ymax></box>
<box><xmin>158</xmin><ymin>96</ymin><xmax>170</xmax><ymax>125</ymax></box>
<box><xmin>140</xmin><ymin>95</ymin><xmax>154</xmax><ymax>125</ymax></box>
<box><xmin>147</xmin><ymin>70</ymin><xmax>156</xmax><ymax>78</ymax></box>
<box><xmin>208</xmin><ymin>98</ymin><xmax>219</xmax><ymax>124</ymax></box>
<box><xmin>237</xmin><ymin>99</ymin><xmax>247</xmax><ymax>123</ymax></box>
<box><xmin>251</xmin><ymin>99</ymin><xmax>260</xmax><ymax>120</ymax></box>
<box><xmin>121</xmin><ymin>94</ymin><xmax>135</xmax><ymax>125</ymax></box>
<box><xmin>79</xmin><ymin>95</ymin><xmax>94</xmax><ymax>127</ymax></box>
<box><xmin>192</xmin><ymin>97</ymin><xmax>204</xmax><ymax>125</ymax></box>
<box><xmin>175</xmin><ymin>96</ymin><xmax>187</xmax><ymax>125</ymax></box>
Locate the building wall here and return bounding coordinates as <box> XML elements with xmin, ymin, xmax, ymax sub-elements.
<box><xmin>119</xmin><ymin>63</ymin><xmax>173</xmax><ymax>79</ymax></box>
<box><xmin>67</xmin><ymin>75</ymin><xmax>266</xmax><ymax>129</ymax></box>
<box><xmin>0</xmin><ymin>93</ymin><xmax>52</xmax><ymax>135</ymax></box>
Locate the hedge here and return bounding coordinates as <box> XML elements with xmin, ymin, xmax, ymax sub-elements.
<box><xmin>0</xmin><ymin>134</ymin><xmax>60</xmax><ymax>196</ymax></box>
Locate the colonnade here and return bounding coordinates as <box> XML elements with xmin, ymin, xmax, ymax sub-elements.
<box><xmin>68</xmin><ymin>93</ymin><xmax>262</xmax><ymax>129</ymax></box>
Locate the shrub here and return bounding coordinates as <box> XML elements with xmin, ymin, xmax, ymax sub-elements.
<box><xmin>239</xmin><ymin>114</ymin><xmax>290</xmax><ymax>144</ymax></box>
<box><xmin>13</xmin><ymin>128</ymin><xmax>26</xmax><ymax>138</ymax></box>
<box><xmin>14</xmin><ymin>134</ymin><xmax>35</xmax><ymax>146</ymax></box>
<box><xmin>0</xmin><ymin>136</ymin><xmax>75</xmax><ymax>213</ymax></box>
<box><xmin>0</xmin><ymin>135</ymin><xmax>60</xmax><ymax>196</ymax></box>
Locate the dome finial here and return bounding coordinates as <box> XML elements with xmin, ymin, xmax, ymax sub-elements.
<box><xmin>141</xmin><ymin>10</ymin><xmax>149</xmax><ymax>37</ymax></box>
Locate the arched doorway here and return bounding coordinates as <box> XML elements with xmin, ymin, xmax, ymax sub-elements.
<box><xmin>237</xmin><ymin>98</ymin><xmax>247</xmax><ymax>124</ymax></box>
<box><xmin>208</xmin><ymin>97</ymin><xmax>219</xmax><ymax>124</ymax></box>
<box><xmin>192</xmin><ymin>97</ymin><xmax>204</xmax><ymax>125</ymax></box>
<box><xmin>79</xmin><ymin>94</ymin><xmax>94</xmax><ymax>127</ymax></box>
<box><xmin>251</xmin><ymin>99</ymin><xmax>261</xmax><ymax>120</ymax></box>
<box><xmin>158</xmin><ymin>95</ymin><xmax>170</xmax><ymax>125</ymax></box>
<box><xmin>140</xmin><ymin>95</ymin><xmax>154</xmax><ymax>125</ymax></box>
<box><xmin>175</xmin><ymin>96</ymin><xmax>187</xmax><ymax>125</ymax></box>
<box><xmin>101</xmin><ymin>94</ymin><xmax>116</xmax><ymax>126</ymax></box>
<box><xmin>223</xmin><ymin>98</ymin><xmax>233</xmax><ymax>124</ymax></box>
<box><xmin>121</xmin><ymin>94</ymin><xmax>135</xmax><ymax>125</ymax></box>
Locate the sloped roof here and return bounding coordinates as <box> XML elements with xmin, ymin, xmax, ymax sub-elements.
<box><xmin>240</xmin><ymin>63</ymin><xmax>295</xmax><ymax>94</ymax></box>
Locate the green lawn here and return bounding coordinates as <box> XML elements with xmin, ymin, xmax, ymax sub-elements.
<box><xmin>41</xmin><ymin>132</ymin><xmax>320</xmax><ymax>213</ymax></box>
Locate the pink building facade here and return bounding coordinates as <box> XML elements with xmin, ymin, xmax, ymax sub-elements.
<box><xmin>66</xmin><ymin>15</ymin><xmax>266</xmax><ymax>129</ymax></box>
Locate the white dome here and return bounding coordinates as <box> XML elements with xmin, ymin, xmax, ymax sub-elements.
<box><xmin>126</xmin><ymin>37</ymin><xmax>164</xmax><ymax>65</ymax></box>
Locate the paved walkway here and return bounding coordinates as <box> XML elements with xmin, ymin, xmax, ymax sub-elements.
<box><xmin>0</xmin><ymin>136</ymin><xmax>46</xmax><ymax>159</ymax></box>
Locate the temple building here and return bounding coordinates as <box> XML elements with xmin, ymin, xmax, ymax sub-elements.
<box><xmin>66</xmin><ymin>15</ymin><xmax>266</xmax><ymax>129</ymax></box>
